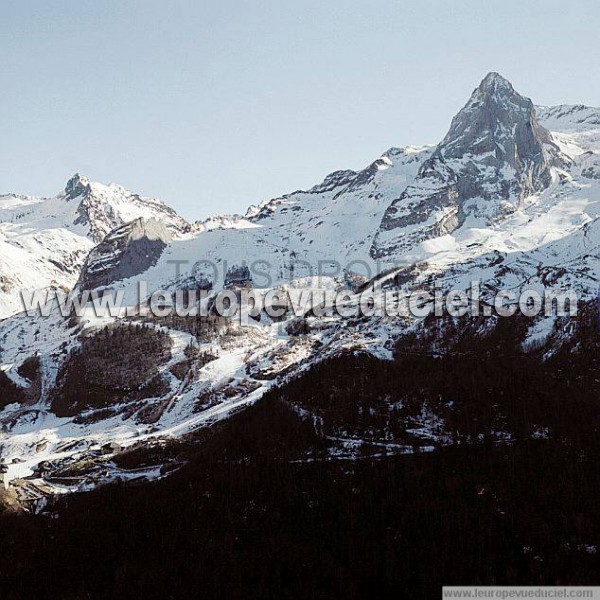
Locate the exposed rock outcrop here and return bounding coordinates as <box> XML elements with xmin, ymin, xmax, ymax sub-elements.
<box><xmin>79</xmin><ymin>218</ymin><xmax>172</xmax><ymax>290</ymax></box>
<box><xmin>372</xmin><ymin>72</ymin><xmax>565</xmax><ymax>258</ymax></box>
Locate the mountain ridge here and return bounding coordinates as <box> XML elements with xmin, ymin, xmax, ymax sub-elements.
<box><xmin>1</xmin><ymin>73</ymin><xmax>599</xmax><ymax>499</ymax></box>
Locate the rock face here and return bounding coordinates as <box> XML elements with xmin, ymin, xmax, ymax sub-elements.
<box><xmin>224</xmin><ymin>265</ymin><xmax>252</xmax><ymax>289</ymax></box>
<box><xmin>437</xmin><ymin>72</ymin><xmax>558</xmax><ymax>198</ymax></box>
<box><xmin>371</xmin><ymin>72</ymin><xmax>564</xmax><ymax>259</ymax></box>
<box><xmin>79</xmin><ymin>218</ymin><xmax>172</xmax><ymax>290</ymax></box>
<box><xmin>579</xmin><ymin>152</ymin><xmax>600</xmax><ymax>180</ymax></box>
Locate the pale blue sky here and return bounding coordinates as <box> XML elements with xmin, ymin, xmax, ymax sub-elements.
<box><xmin>2</xmin><ymin>0</ymin><xmax>599</xmax><ymax>220</ymax></box>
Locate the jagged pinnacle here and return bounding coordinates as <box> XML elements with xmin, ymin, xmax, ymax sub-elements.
<box><xmin>65</xmin><ymin>173</ymin><xmax>90</xmax><ymax>197</ymax></box>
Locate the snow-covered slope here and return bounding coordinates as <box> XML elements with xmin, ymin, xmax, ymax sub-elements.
<box><xmin>0</xmin><ymin>73</ymin><xmax>599</xmax><ymax>501</ymax></box>
<box><xmin>0</xmin><ymin>175</ymin><xmax>190</xmax><ymax>319</ymax></box>
<box><xmin>91</xmin><ymin>144</ymin><xmax>433</xmax><ymax>297</ymax></box>
<box><xmin>192</xmin><ymin>214</ymin><xmax>258</xmax><ymax>233</ymax></box>
<box><xmin>125</xmin><ymin>74</ymin><xmax>598</xmax><ymax>298</ymax></box>
<box><xmin>244</xmin><ymin>146</ymin><xmax>431</xmax><ymax>269</ymax></box>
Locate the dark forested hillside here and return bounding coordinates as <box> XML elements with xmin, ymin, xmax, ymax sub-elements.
<box><xmin>0</xmin><ymin>312</ymin><xmax>599</xmax><ymax>599</ymax></box>
<box><xmin>50</xmin><ymin>324</ymin><xmax>172</xmax><ymax>417</ymax></box>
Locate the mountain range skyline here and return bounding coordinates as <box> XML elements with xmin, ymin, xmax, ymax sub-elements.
<box><xmin>4</xmin><ymin>72</ymin><xmax>599</xmax><ymax>227</ymax></box>
<box><xmin>4</xmin><ymin>0</ymin><xmax>600</xmax><ymax>222</ymax></box>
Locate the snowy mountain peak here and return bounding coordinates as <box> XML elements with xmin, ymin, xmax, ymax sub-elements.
<box><xmin>371</xmin><ymin>73</ymin><xmax>565</xmax><ymax>259</ymax></box>
<box><xmin>474</xmin><ymin>71</ymin><xmax>514</xmax><ymax>96</ymax></box>
<box><xmin>64</xmin><ymin>173</ymin><xmax>91</xmax><ymax>199</ymax></box>
<box><xmin>62</xmin><ymin>177</ymin><xmax>190</xmax><ymax>242</ymax></box>
<box><xmin>439</xmin><ymin>71</ymin><xmax>555</xmax><ymax>166</ymax></box>
<box><xmin>0</xmin><ymin>177</ymin><xmax>190</xmax><ymax>318</ymax></box>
